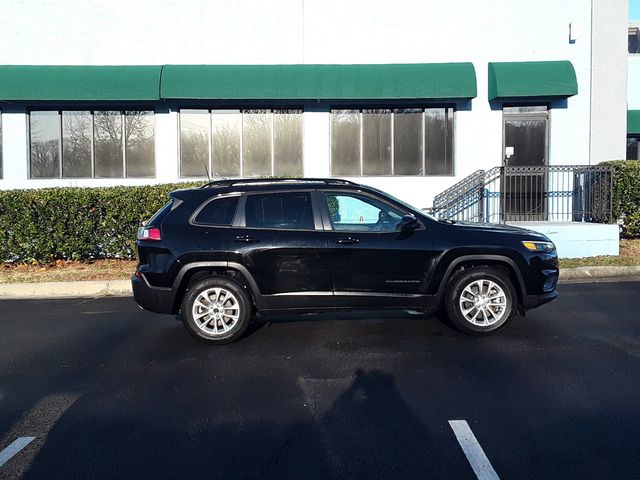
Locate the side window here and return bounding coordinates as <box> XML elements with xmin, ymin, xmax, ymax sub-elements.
<box><xmin>326</xmin><ymin>194</ymin><xmax>403</xmax><ymax>232</ymax></box>
<box><xmin>245</xmin><ymin>192</ymin><xmax>314</xmax><ymax>230</ymax></box>
<box><xmin>194</xmin><ymin>196</ymin><xmax>239</xmax><ymax>225</ymax></box>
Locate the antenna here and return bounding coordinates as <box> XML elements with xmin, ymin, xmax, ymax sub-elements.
<box><xmin>204</xmin><ymin>163</ymin><xmax>212</xmax><ymax>182</ymax></box>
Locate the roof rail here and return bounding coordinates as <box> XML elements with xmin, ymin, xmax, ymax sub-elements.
<box><xmin>200</xmin><ymin>178</ymin><xmax>359</xmax><ymax>188</ymax></box>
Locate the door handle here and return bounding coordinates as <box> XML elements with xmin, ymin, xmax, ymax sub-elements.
<box><xmin>335</xmin><ymin>237</ymin><xmax>359</xmax><ymax>245</ymax></box>
<box><xmin>234</xmin><ymin>235</ymin><xmax>259</xmax><ymax>244</ymax></box>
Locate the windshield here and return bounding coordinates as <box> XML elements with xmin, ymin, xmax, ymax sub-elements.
<box><xmin>365</xmin><ymin>186</ymin><xmax>437</xmax><ymax>220</ymax></box>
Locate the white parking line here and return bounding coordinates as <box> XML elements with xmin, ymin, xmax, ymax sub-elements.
<box><xmin>449</xmin><ymin>420</ymin><xmax>500</xmax><ymax>480</ymax></box>
<box><xmin>0</xmin><ymin>437</ymin><xmax>36</xmax><ymax>468</ymax></box>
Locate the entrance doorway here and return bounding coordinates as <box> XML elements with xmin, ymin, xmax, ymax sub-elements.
<box><xmin>502</xmin><ymin>106</ymin><xmax>548</xmax><ymax>221</ymax></box>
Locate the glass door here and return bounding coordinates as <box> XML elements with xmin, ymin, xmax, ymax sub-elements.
<box><xmin>502</xmin><ymin>107</ymin><xmax>548</xmax><ymax>221</ymax></box>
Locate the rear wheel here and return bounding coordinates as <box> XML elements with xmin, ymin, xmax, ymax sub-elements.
<box><xmin>181</xmin><ymin>277</ymin><xmax>251</xmax><ymax>344</ymax></box>
<box><xmin>443</xmin><ymin>267</ymin><xmax>518</xmax><ymax>335</ymax></box>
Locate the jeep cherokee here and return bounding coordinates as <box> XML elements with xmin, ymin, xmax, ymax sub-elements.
<box><xmin>132</xmin><ymin>178</ymin><xmax>559</xmax><ymax>344</ymax></box>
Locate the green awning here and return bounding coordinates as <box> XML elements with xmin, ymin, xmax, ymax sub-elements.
<box><xmin>160</xmin><ymin>63</ymin><xmax>477</xmax><ymax>100</ymax></box>
<box><xmin>0</xmin><ymin>65</ymin><xmax>162</xmax><ymax>101</ymax></box>
<box><xmin>629</xmin><ymin>110</ymin><xmax>640</xmax><ymax>135</ymax></box>
<box><xmin>488</xmin><ymin>61</ymin><xmax>578</xmax><ymax>101</ymax></box>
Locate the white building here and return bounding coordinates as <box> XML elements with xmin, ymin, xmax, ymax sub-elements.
<box><xmin>0</xmin><ymin>0</ymin><xmax>631</xmax><ymax>259</ymax></box>
<box><xmin>628</xmin><ymin>21</ymin><xmax>640</xmax><ymax>158</ymax></box>
<box><xmin>0</xmin><ymin>0</ymin><xmax>629</xmax><ymax>205</ymax></box>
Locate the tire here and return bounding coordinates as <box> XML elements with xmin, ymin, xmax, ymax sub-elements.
<box><xmin>443</xmin><ymin>266</ymin><xmax>518</xmax><ymax>335</ymax></box>
<box><xmin>181</xmin><ymin>276</ymin><xmax>252</xmax><ymax>344</ymax></box>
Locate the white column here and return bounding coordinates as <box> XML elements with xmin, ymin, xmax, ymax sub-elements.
<box><xmin>302</xmin><ymin>106</ymin><xmax>330</xmax><ymax>177</ymax></box>
<box><xmin>0</xmin><ymin>110</ymin><xmax>29</xmax><ymax>190</ymax></box>
<box><xmin>589</xmin><ymin>0</ymin><xmax>628</xmax><ymax>163</ymax></box>
<box><xmin>154</xmin><ymin>107</ymin><xmax>179</xmax><ymax>183</ymax></box>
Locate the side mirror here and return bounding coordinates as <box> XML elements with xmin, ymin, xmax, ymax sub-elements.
<box><xmin>398</xmin><ymin>214</ymin><xmax>419</xmax><ymax>233</ymax></box>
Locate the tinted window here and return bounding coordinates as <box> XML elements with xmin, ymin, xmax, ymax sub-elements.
<box><xmin>326</xmin><ymin>194</ymin><xmax>403</xmax><ymax>232</ymax></box>
<box><xmin>94</xmin><ymin>111</ymin><xmax>123</xmax><ymax>178</ymax></box>
<box><xmin>194</xmin><ymin>196</ymin><xmax>239</xmax><ymax>225</ymax></box>
<box><xmin>330</xmin><ymin>108</ymin><xmax>454</xmax><ymax>176</ymax></box>
<box><xmin>30</xmin><ymin>111</ymin><xmax>61</xmax><ymax>178</ymax></box>
<box><xmin>245</xmin><ymin>192</ymin><xmax>314</xmax><ymax>230</ymax></box>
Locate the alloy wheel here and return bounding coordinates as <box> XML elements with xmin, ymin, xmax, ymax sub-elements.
<box><xmin>192</xmin><ymin>287</ymin><xmax>241</xmax><ymax>336</ymax></box>
<box><xmin>458</xmin><ymin>279</ymin><xmax>507</xmax><ymax>326</ymax></box>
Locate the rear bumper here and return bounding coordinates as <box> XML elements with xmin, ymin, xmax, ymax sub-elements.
<box><xmin>131</xmin><ymin>274</ymin><xmax>175</xmax><ymax>314</ymax></box>
<box><xmin>523</xmin><ymin>290</ymin><xmax>559</xmax><ymax>310</ymax></box>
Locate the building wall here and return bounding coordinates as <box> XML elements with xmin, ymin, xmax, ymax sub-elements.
<box><xmin>590</xmin><ymin>0</ymin><xmax>628</xmax><ymax>162</ymax></box>
<box><xmin>0</xmin><ymin>0</ymin><xmax>623</xmax><ymax>209</ymax></box>
<box><xmin>629</xmin><ymin>56</ymin><xmax>640</xmax><ymax>109</ymax></box>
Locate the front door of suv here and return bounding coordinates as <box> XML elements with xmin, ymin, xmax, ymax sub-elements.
<box><xmin>319</xmin><ymin>191</ymin><xmax>436</xmax><ymax>308</ymax></box>
<box><xmin>229</xmin><ymin>190</ymin><xmax>333</xmax><ymax>310</ymax></box>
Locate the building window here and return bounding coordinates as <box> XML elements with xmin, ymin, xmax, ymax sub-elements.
<box><xmin>179</xmin><ymin>109</ymin><xmax>303</xmax><ymax>178</ymax></box>
<box><xmin>629</xmin><ymin>27</ymin><xmax>640</xmax><ymax>54</ymax></box>
<box><xmin>29</xmin><ymin>110</ymin><xmax>155</xmax><ymax>179</ymax></box>
<box><xmin>330</xmin><ymin>108</ymin><xmax>454</xmax><ymax>176</ymax></box>
<box><xmin>628</xmin><ymin>137</ymin><xmax>640</xmax><ymax>160</ymax></box>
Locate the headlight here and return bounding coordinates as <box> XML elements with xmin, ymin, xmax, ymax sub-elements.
<box><xmin>522</xmin><ymin>240</ymin><xmax>555</xmax><ymax>253</ymax></box>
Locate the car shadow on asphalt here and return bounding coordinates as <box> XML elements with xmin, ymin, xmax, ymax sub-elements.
<box><xmin>21</xmin><ymin>368</ymin><xmax>454</xmax><ymax>479</ymax></box>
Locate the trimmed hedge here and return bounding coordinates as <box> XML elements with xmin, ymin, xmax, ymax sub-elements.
<box><xmin>0</xmin><ymin>183</ymin><xmax>200</xmax><ymax>263</ymax></box>
<box><xmin>2</xmin><ymin>163</ymin><xmax>639</xmax><ymax>263</ymax></box>
<box><xmin>605</xmin><ymin>160</ymin><xmax>640</xmax><ymax>238</ymax></box>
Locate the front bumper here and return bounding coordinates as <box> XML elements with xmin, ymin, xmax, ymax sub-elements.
<box><xmin>131</xmin><ymin>274</ymin><xmax>175</xmax><ymax>314</ymax></box>
<box><xmin>523</xmin><ymin>290</ymin><xmax>559</xmax><ymax>310</ymax></box>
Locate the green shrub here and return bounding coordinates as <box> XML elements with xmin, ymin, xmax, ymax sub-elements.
<box><xmin>0</xmin><ymin>183</ymin><xmax>200</xmax><ymax>263</ymax></box>
<box><xmin>604</xmin><ymin>160</ymin><xmax>640</xmax><ymax>238</ymax></box>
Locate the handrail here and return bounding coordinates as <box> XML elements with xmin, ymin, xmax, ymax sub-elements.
<box><xmin>427</xmin><ymin>164</ymin><xmax>613</xmax><ymax>224</ymax></box>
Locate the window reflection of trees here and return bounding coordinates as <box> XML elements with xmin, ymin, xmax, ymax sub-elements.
<box><xmin>125</xmin><ymin>112</ymin><xmax>155</xmax><ymax>177</ymax></box>
<box><xmin>30</xmin><ymin>112</ymin><xmax>60</xmax><ymax>178</ymax></box>
<box><xmin>180</xmin><ymin>110</ymin><xmax>209</xmax><ymax>177</ymax></box>
<box><xmin>180</xmin><ymin>109</ymin><xmax>303</xmax><ymax>178</ymax></box>
<box><xmin>62</xmin><ymin>111</ymin><xmax>91</xmax><ymax>177</ymax></box>
<box><xmin>330</xmin><ymin>108</ymin><xmax>453</xmax><ymax>177</ymax></box>
<box><xmin>331</xmin><ymin>111</ymin><xmax>360</xmax><ymax>176</ymax></box>
<box><xmin>212</xmin><ymin>113</ymin><xmax>241</xmax><ymax>177</ymax></box>
<box><xmin>274</xmin><ymin>111</ymin><xmax>303</xmax><ymax>177</ymax></box>
<box><xmin>94</xmin><ymin>111</ymin><xmax>123</xmax><ymax>178</ymax></box>
<box><xmin>243</xmin><ymin>110</ymin><xmax>272</xmax><ymax>177</ymax></box>
<box><xmin>30</xmin><ymin>110</ymin><xmax>155</xmax><ymax>179</ymax></box>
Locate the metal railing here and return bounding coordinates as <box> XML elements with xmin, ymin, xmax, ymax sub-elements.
<box><xmin>426</xmin><ymin>164</ymin><xmax>614</xmax><ymax>224</ymax></box>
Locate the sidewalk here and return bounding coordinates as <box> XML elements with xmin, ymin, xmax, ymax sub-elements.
<box><xmin>1</xmin><ymin>266</ymin><xmax>640</xmax><ymax>299</ymax></box>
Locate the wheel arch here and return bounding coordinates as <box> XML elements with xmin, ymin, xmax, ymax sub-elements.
<box><xmin>437</xmin><ymin>255</ymin><xmax>526</xmax><ymax>311</ymax></box>
<box><xmin>171</xmin><ymin>261</ymin><xmax>263</xmax><ymax>314</ymax></box>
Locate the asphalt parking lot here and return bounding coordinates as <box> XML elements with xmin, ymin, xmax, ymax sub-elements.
<box><xmin>1</xmin><ymin>280</ymin><xmax>640</xmax><ymax>479</ymax></box>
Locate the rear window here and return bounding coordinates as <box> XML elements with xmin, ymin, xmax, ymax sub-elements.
<box><xmin>245</xmin><ymin>192</ymin><xmax>314</xmax><ymax>230</ymax></box>
<box><xmin>194</xmin><ymin>196</ymin><xmax>239</xmax><ymax>225</ymax></box>
<box><xmin>146</xmin><ymin>201</ymin><xmax>173</xmax><ymax>227</ymax></box>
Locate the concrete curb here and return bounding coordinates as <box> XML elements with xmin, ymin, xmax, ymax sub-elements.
<box><xmin>0</xmin><ymin>267</ymin><xmax>639</xmax><ymax>299</ymax></box>
<box><xmin>0</xmin><ymin>280</ymin><xmax>132</xmax><ymax>299</ymax></box>
<box><xmin>558</xmin><ymin>266</ymin><xmax>640</xmax><ymax>282</ymax></box>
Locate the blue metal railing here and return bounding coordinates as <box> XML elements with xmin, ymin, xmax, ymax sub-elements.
<box><xmin>425</xmin><ymin>165</ymin><xmax>613</xmax><ymax>224</ymax></box>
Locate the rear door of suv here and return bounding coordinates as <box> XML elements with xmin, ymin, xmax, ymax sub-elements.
<box><xmin>229</xmin><ymin>190</ymin><xmax>333</xmax><ymax>310</ymax></box>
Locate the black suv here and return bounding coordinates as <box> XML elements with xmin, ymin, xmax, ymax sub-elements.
<box><xmin>132</xmin><ymin>178</ymin><xmax>558</xmax><ymax>344</ymax></box>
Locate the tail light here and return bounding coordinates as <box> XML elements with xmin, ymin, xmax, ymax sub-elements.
<box><xmin>137</xmin><ymin>226</ymin><xmax>162</xmax><ymax>241</ymax></box>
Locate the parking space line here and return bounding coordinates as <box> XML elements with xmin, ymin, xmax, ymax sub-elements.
<box><xmin>449</xmin><ymin>420</ymin><xmax>500</xmax><ymax>480</ymax></box>
<box><xmin>0</xmin><ymin>437</ymin><xmax>36</xmax><ymax>468</ymax></box>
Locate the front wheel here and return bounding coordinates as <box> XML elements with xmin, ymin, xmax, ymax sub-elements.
<box><xmin>181</xmin><ymin>277</ymin><xmax>252</xmax><ymax>344</ymax></box>
<box><xmin>443</xmin><ymin>267</ymin><xmax>518</xmax><ymax>335</ymax></box>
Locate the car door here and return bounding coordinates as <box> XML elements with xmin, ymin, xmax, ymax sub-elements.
<box><xmin>318</xmin><ymin>190</ymin><xmax>437</xmax><ymax>308</ymax></box>
<box><xmin>228</xmin><ymin>190</ymin><xmax>333</xmax><ymax>310</ymax></box>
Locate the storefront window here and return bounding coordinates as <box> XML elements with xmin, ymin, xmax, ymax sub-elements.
<box><xmin>29</xmin><ymin>110</ymin><xmax>155</xmax><ymax>179</ymax></box>
<box><xmin>179</xmin><ymin>109</ymin><xmax>303</xmax><ymax>178</ymax></box>
<box><xmin>627</xmin><ymin>137</ymin><xmax>640</xmax><ymax>160</ymax></box>
<box><xmin>330</xmin><ymin>108</ymin><xmax>454</xmax><ymax>176</ymax></box>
